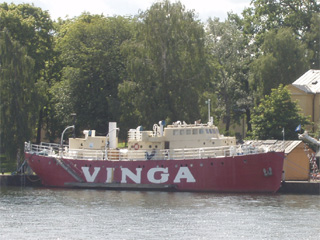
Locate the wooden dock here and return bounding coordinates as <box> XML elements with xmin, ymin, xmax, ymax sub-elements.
<box><xmin>0</xmin><ymin>174</ymin><xmax>42</xmax><ymax>187</ymax></box>
<box><xmin>278</xmin><ymin>181</ymin><xmax>320</xmax><ymax>194</ymax></box>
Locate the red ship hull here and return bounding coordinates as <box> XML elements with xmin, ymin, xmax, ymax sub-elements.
<box><xmin>25</xmin><ymin>151</ymin><xmax>284</xmax><ymax>193</ymax></box>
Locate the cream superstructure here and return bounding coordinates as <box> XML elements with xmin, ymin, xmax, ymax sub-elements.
<box><xmin>128</xmin><ymin>120</ymin><xmax>236</xmax><ymax>151</ymax></box>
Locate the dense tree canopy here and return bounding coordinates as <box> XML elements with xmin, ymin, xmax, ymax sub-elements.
<box><xmin>52</xmin><ymin>14</ymin><xmax>133</xmax><ymax>134</ymax></box>
<box><xmin>0</xmin><ymin>28</ymin><xmax>36</xmax><ymax>162</ymax></box>
<box><xmin>250</xmin><ymin>85</ymin><xmax>310</xmax><ymax>140</ymax></box>
<box><xmin>0</xmin><ymin>3</ymin><xmax>54</xmax><ymax>164</ymax></box>
<box><xmin>250</xmin><ymin>28</ymin><xmax>309</xmax><ymax>98</ymax></box>
<box><xmin>206</xmin><ymin>18</ymin><xmax>253</xmax><ymax>134</ymax></box>
<box><xmin>119</xmin><ymin>0</ymin><xmax>211</xmax><ymax>128</ymax></box>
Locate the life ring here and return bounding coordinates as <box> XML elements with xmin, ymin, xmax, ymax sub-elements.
<box><xmin>134</xmin><ymin>143</ymin><xmax>139</xmax><ymax>150</ymax></box>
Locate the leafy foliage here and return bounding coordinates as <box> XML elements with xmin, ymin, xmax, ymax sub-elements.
<box><xmin>119</xmin><ymin>0</ymin><xmax>211</xmax><ymax>129</ymax></box>
<box><xmin>0</xmin><ymin>3</ymin><xmax>54</xmax><ymax>165</ymax></box>
<box><xmin>206</xmin><ymin>18</ymin><xmax>253</xmax><ymax>134</ymax></box>
<box><xmin>250</xmin><ymin>28</ymin><xmax>309</xmax><ymax>98</ymax></box>
<box><xmin>52</xmin><ymin>14</ymin><xmax>133</xmax><ymax>134</ymax></box>
<box><xmin>0</xmin><ymin>29</ymin><xmax>36</xmax><ymax>161</ymax></box>
<box><xmin>250</xmin><ymin>85</ymin><xmax>310</xmax><ymax>140</ymax></box>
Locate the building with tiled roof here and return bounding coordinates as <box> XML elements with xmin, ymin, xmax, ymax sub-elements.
<box><xmin>287</xmin><ymin>69</ymin><xmax>320</xmax><ymax>131</ymax></box>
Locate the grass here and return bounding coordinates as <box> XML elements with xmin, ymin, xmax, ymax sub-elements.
<box><xmin>118</xmin><ymin>141</ymin><xmax>128</xmax><ymax>148</ymax></box>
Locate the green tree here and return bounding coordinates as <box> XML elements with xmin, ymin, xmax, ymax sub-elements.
<box><xmin>0</xmin><ymin>3</ymin><xmax>55</xmax><ymax>143</ymax></box>
<box><xmin>119</xmin><ymin>0</ymin><xmax>210</xmax><ymax>129</ymax></box>
<box><xmin>206</xmin><ymin>18</ymin><xmax>253</xmax><ymax>134</ymax></box>
<box><xmin>0</xmin><ymin>28</ymin><xmax>36</xmax><ymax>165</ymax></box>
<box><xmin>241</xmin><ymin>0</ymin><xmax>320</xmax><ymax>67</ymax></box>
<box><xmin>53</xmin><ymin>14</ymin><xmax>133</xmax><ymax>134</ymax></box>
<box><xmin>305</xmin><ymin>13</ymin><xmax>320</xmax><ymax>69</ymax></box>
<box><xmin>250</xmin><ymin>85</ymin><xmax>310</xmax><ymax>140</ymax></box>
<box><xmin>250</xmin><ymin>28</ymin><xmax>309</xmax><ymax>98</ymax></box>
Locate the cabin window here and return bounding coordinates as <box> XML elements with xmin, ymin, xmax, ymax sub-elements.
<box><xmin>173</xmin><ymin>130</ymin><xmax>179</xmax><ymax>135</ymax></box>
<box><xmin>180</xmin><ymin>129</ymin><xmax>185</xmax><ymax>135</ymax></box>
<box><xmin>199</xmin><ymin>129</ymin><xmax>204</xmax><ymax>134</ymax></box>
<box><xmin>206</xmin><ymin>129</ymin><xmax>210</xmax><ymax>134</ymax></box>
<box><xmin>192</xmin><ymin>129</ymin><xmax>198</xmax><ymax>135</ymax></box>
<box><xmin>186</xmin><ymin>129</ymin><xmax>191</xmax><ymax>135</ymax></box>
<box><xmin>209</xmin><ymin>129</ymin><xmax>213</xmax><ymax>134</ymax></box>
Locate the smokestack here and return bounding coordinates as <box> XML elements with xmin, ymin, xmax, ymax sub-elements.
<box><xmin>109</xmin><ymin>122</ymin><xmax>118</xmax><ymax>149</ymax></box>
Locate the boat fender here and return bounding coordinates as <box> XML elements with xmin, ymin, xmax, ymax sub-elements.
<box><xmin>134</xmin><ymin>143</ymin><xmax>139</xmax><ymax>150</ymax></box>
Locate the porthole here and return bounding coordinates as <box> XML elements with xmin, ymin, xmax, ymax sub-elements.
<box><xmin>221</xmin><ymin>162</ymin><xmax>224</xmax><ymax>166</ymax></box>
<box><xmin>190</xmin><ymin>164</ymin><xmax>193</xmax><ymax>167</ymax></box>
<box><xmin>140</xmin><ymin>145</ymin><xmax>143</xmax><ymax>149</ymax></box>
<box><xmin>243</xmin><ymin>159</ymin><xmax>247</xmax><ymax>164</ymax></box>
<box><xmin>203</xmin><ymin>142</ymin><xmax>206</xmax><ymax>145</ymax></box>
<box><xmin>155</xmin><ymin>145</ymin><xmax>158</xmax><ymax>148</ymax></box>
<box><xmin>149</xmin><ymin>145</ymin><xmax>152</xmax><ymax>148</ymax></box>
<box><xmin>211</xmin><ymin>162</ymin><xmax>213</xmax><ymax>166</ymax></box>
<box><xmin>200</xmin><ymin>163</ymin><xmax>203</xmax><ymax>167</ymax></box>
<box><xmin>175</xmin><ymin>164</ymin><xmax>178</xmax><ymax>168</ymax></box>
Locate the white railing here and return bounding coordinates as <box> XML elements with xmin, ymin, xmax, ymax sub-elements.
<box><xmin>64</xmin><ymin>149</ymin><xmax>105</xmax><ymax>160</ymax></box>
<box><xmin>25</xmin><ymin>142</ymin><xmax>269</xmax><ymax>161</ymax></box>
<box><xmin>24</xmin><ymin>142</ymin><xmax>61</xmax><ymax>156</ymax></box>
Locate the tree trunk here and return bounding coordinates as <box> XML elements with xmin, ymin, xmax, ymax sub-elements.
<box><xmin>36</xmin><ymin>109</ymin><xmax>43</xmax><ymax>144</ymax></box>
<box><xmin>246</xmin><ymin>109</ymin><xmax>252</xmax><ymax>132</ymax></box>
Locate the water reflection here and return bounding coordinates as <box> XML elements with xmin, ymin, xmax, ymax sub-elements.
<box><xmin>0</xmin><ymin>187</ymin><xmax>319</xmax><ymax>240</ymax></box>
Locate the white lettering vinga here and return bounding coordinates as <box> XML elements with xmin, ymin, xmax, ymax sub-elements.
<box><xmin>81</xmin><ymin>166</ymin><xmax>196</xmax><ymax>184</ymax></box>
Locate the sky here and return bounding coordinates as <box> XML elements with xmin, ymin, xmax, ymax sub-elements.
<box><xmin>7</xmin><ymin>0</ymin><xmax>252</xmax><ymax>22</ymax></box>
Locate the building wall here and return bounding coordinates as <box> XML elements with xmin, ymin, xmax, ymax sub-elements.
<box><xmin>287</xmin><ymin>85</ymin><xmax>319</xmax><ymax>131</ymax></box>
<box><xmin>315</xmin><ymin>94</ymin><xmax>320</xmax><ymax>126</ymax></box>
<box><xmin>284</xmin><ymin>142</ymin><xmax>310</xmax><ymax>181</ymax></box>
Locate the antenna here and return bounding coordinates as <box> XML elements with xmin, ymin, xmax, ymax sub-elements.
<box><xmin>205</xmin><ymin>99</ymin><xmax>211</xmax><ymax>123</ymax></box>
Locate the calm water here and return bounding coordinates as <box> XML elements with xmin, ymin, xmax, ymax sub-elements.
<box><xmin>0</xmin><ymin>186</ymin><xmax>319</xmax><ymax>240</ymax></box>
